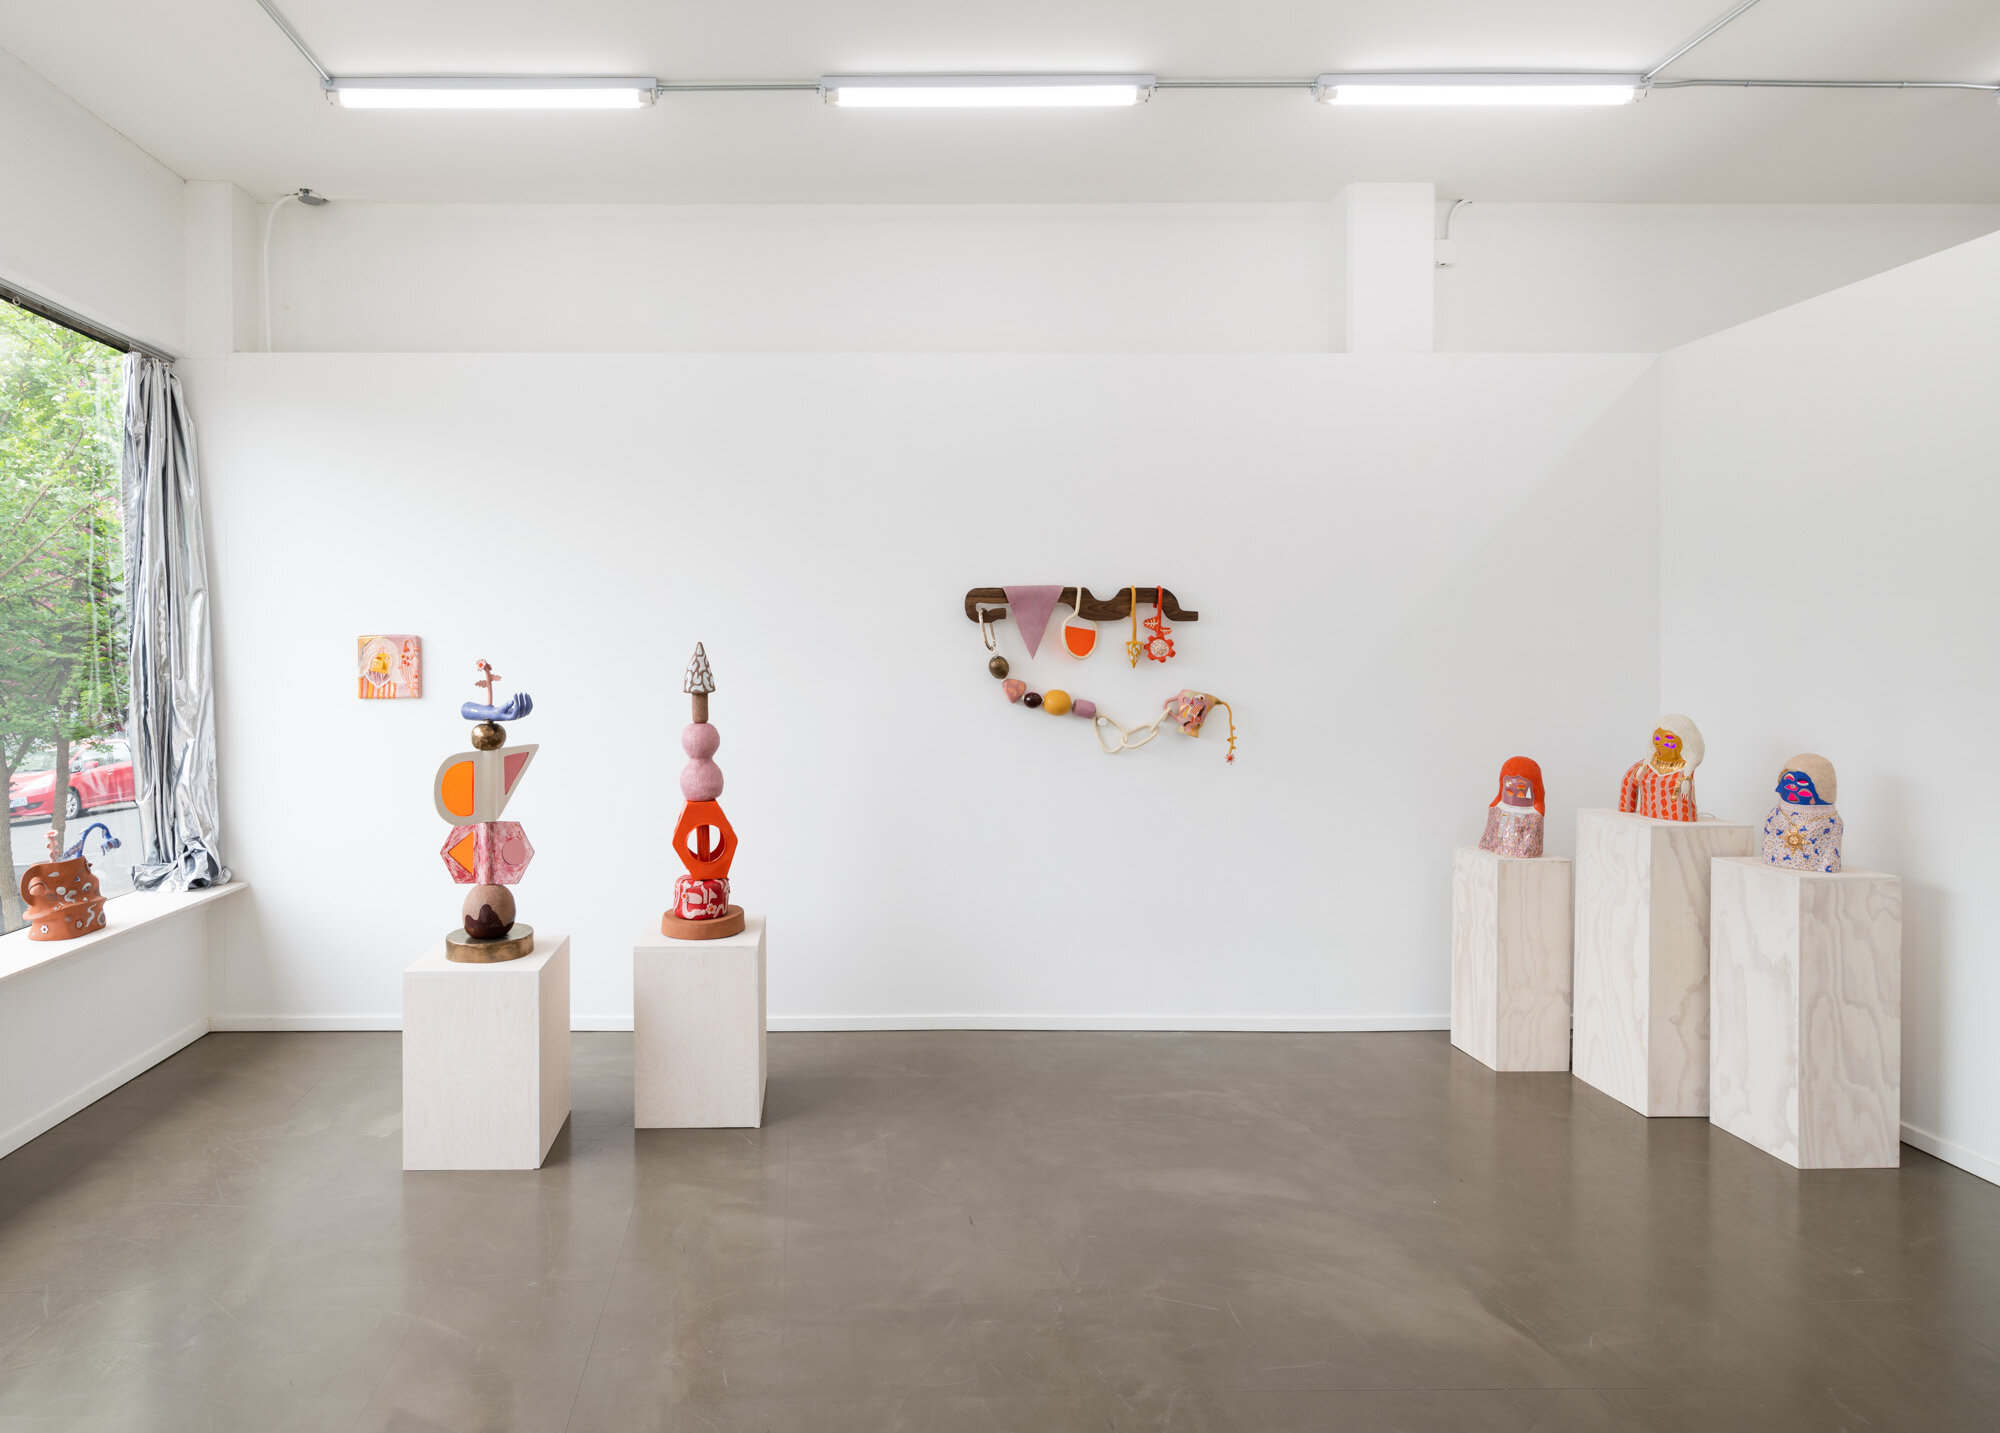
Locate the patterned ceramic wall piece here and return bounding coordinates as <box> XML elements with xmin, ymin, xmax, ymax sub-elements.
<box><xmin>358</xmin><ymin>635</ymin><xmax>421</xmax><ymax>699</ymax></box>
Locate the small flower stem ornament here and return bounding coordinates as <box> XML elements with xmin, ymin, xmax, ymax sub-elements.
<box><xmin>1142</xmin><ymin>587</ymin><xmax>1175</xmax><ymax>662</ymax></box>
<box><xmin>1125</xmin><ymin>586</ymin><xmax>1144</xmax><ymax>668</ymax></box>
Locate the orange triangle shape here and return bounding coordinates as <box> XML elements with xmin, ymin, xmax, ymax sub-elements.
<box><xmin>448</xmin><ymin>831</ymin><xmax>477</xmax><ymax>875</ymax></box>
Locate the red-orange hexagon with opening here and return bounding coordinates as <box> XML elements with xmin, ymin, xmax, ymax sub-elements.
<box><xmin>673</xmin><ymin>800</ymin><xmax>737</xmax><ymax>880</ymax></box>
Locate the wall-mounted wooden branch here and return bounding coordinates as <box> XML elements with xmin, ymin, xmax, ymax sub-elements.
<box><xmin>963</xmin><ymin>587</ymin><xmax>1200</xmax><ymax>624</ymax></box>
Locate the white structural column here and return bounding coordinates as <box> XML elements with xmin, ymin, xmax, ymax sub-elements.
<box><xmin>402</xmin><ymin>935</ymin><xmax>571</xmax><ymax>1170</ymax></box>
<box><xmin>1710</xmin><ymin>857</ymin><xmax>1902</xmax><ymax>1168</ymax></box>
<box><xmin>634</xmin><ymin>916</ymin><xmax>767</xmax><ymax>1128</ymax></box>
<box><xmin>1450</xmin><ymin>847</ymin><xmax>1573</xmax><ymax>1071</ymax></box>
<box><xmin>182</xmin><ymin>179</ymin><xmax>263</xmax><ymax>356</ymax></box>
<box><xmin>1334</xmin><ymin>182</ymin><xmax>1436</xmax><ymax>353</ymax></box>
<box><xmin>1572</xmin><ymin>810</ymin><xmax>1756</xmax><ymax>1117</ymax></box>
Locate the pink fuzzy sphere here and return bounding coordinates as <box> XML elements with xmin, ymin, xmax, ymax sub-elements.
<box><xmin>682</xmin><ymin>723</ymin><xmax>720</xmax><ymax>759</ymax></box>
<box><xmin>681</xmin><ymin>759</ymin><xmax>724</xmax><ymax>801</ymax></box>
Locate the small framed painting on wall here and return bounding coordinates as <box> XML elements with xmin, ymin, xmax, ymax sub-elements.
<box><xmin>359</xmin><ymin>634</ymin><xmax>422</xmax><ymax>699</ymax></box>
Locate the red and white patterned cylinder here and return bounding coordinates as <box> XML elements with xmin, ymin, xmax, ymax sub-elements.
<box><xmin>673</xmin><ymin>874</ymin><xmax>732</xmax><ymax>920</ymax></box>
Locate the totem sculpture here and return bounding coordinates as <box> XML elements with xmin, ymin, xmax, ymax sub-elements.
<box><xmin>663</xmin><ymin>643</ymin><xmax>746</xmax><ymax>939</ymax></box>
<box><xmin>1617</xmin><ymin>714</ymin><xmax>1704</xmax><ymax>822</ymax></box>
<box><xmin>433</xmin><ymin>659</ymin><xmax>538</xmax><ymax>962</ymax></box>
<box><xmin>1762</xmin><ymin>753</ymin><xmax>1843</xmax><ymax>873</ymax></box>
<box><xmin>19</xmin><ymin>826</ymin><xmax>107</xmax><ymax>941</ymax></box>
<box><xmin>1478</xmin><ymin>756</ymin><xmax>1546</xmax><ymax>858</ymax></box>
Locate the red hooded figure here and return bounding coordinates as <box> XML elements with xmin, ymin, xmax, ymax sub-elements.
<box><xmin>1479</xmin><ymin>756</ymin><xmax>1546</xmax><ymax>857</ymax></box>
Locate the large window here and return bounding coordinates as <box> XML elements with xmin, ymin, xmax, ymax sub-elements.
<box><xmin>1</xmin><ymin>299</ymin><xmax>131</xmax><ymax>935</ymax></box>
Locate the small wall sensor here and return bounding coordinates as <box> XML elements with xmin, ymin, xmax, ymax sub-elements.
<box><xmin>296</xmin><ymin>188</ymin><xmax>328</xmax><ymax>206</ymax></box>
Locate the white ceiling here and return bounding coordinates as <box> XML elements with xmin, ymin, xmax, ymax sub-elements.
<box><xmin>2</xmin><ymin>0</ymin><xmax>1997</xmax><ymax>203</ymax></box>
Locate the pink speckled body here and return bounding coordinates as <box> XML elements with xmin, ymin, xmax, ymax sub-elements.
<box><xmin>1002</xmin><ymin>679</ymin><xmax>1026</xmax><ymax>703</ymax></box>
<box><xmin>679</xmin><ymin>721</ymin><xmax>724</xmax><ymax>800</ymax></box>
<box><xmin>681</xmin><ymin>761</ymin><xmax>724</xmax><ymax>801</ymax></box>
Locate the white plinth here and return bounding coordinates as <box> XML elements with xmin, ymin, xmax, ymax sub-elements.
<box><xmin>402</xmin><ymin>935</ymin><xmax>571</xmax><ymax>1170</ymax></box>
<box><xmin>1573</xmin><ymin>810</ymin><xmax>1756</xmax><ymax>1117</ymax></box>
<box><xmin>634</xmin><ymin>915</ymin><xmax>766</xmax><ymax>1129</ymax></box>
<box><xmin>1450</xmin><ymin>847</ymin><xmax>1573</xmax><ymax>1072</ymax></box>
<box><xmin>1709</xmin><ymin>858</ymin><xmax>1902</xmax><ymax>1169</ymax></box>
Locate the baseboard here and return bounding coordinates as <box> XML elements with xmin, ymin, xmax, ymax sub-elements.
<box><xmin>765</xmin><ymin>1014</ymin><xmax>1453</xmax><ymax>1032</ymax></box>
<box><xmin>208</xmin><ymin>1014</ymin><xmax>401</xmax><ymax>1031</ymax></box>
<box><xmin>1901</xmin><ymin>1121</ymin><xmax>2000</xmax><ymax>1187</ymax></box>
<box><xmin>0</xmin><ymin>1017</ymin><xmax>209</xmax><ymax>1159</ymax></box>
<box><xmin>206</xmin><ymin>1013</ymin><xmax>1451</xmax><ymax>1034</ymax></box>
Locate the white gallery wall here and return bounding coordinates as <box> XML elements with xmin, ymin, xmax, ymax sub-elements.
<box><xmin>197</xmin><ymin>351</ymin><xmax>1659</xmax><ymax>1030</ymax></box>
<box><xmin>1660</xmin><ymin>229</ymin><xmax>2000</xmax><ymax>1182</ymax></box>
<box><xmin>260</xmin><ymin>199</ymin><xmax>2000</xmax><ymax>355</ymax></box>
<box><xmin>0</xmin><ymin>48</ymin><xmax>184</xmax><ymax>352</ymax></box>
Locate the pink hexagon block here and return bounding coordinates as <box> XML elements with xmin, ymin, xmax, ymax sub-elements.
<box><xmin>441</xmin><ymin>820</ymin><xmax>535</xmax><ymax>886</ymax></box>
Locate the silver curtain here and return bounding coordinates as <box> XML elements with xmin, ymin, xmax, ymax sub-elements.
<box><xmin>121</xmin><ymin>355</ymin><xmax>228</xmax><ymax>890</ymax></box>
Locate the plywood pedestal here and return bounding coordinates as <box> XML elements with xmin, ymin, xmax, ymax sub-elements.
<box><xmin>1709</xmin><ymin>857</ymin><xmax>1902</xmax><ymax>1168</ymax></box>
<box><xmin>1450</xmin><ymin>847</ymin><xmax>1573</xmax><ymax>1072</ymax></box>
<box><xmin>634</xmin><ymin>915</ymin><xmax>767</xmax><ymax>1128</ymax></box>
<box><xmin>402</xmin><ymin>934</ymin><xmax>571</xmax><ymax>1170</ymax></box>
<box><xmin>1572</xmin><ymin>810</ymin><xmax>1755</xmax><ymax>1117</ymax></box>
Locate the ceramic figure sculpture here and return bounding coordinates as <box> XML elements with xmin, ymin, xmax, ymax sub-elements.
<box><xmin>1761</xmin><ymin>753</ymin><xmax>1843</xmax><ymax>872</ymax></box>
<box><xmin>664</xmin><ymin>643</ymin><xmax>747</xmax><ymax>940</ymax></box>
<box><xmin>1478</xmin><ymin>757</ymin><xmax>1546</xmax><ymax>858</ymax></box>
<box><xmin>1618</xmin><ymin>714</ymin><xmax>1703</xmax><ymax>822</ymax></box>
<box><xmin>434</xmin><ymin>659</ymin><xmax>538</xmax><ymax>962</ymax></box>
<box><xmin>19</xmin><ymin>827</ymin><xmax>107</xmax><ymax>941</ymax></box>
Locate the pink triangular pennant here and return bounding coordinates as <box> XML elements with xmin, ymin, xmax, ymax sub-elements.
<box><xmin>1003</xmin><ymin>585</ymin><xmax>1065</xmax><ymax>659</ymax></box>
<box><xmin>503</xmin><ymin>751</ymin><xmax>531</xmax><ymax>793</ymax></box>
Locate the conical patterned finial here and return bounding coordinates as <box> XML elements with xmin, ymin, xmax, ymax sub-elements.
<box><xmin>683</xmin><ymin>643</ymin><xmax>716</xmax><ymax>695</ymax></box>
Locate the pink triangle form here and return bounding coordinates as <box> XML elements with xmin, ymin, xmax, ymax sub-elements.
<box><xmin>1002</xmin><ymin>586</ymin><xmax>1066</xmax><ymax>659</ymax></box>
<box><xmin>503</xmin><ymin>751</ymin><xmax>530</xmax><ymax>793</ymax></box>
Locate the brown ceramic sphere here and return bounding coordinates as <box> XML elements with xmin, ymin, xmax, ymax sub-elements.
<box><xmin>470</xmin><ymin>721</ymin><xmax>506</xmax><ymax>750</ymax></box>
<box><xmin>462</xmin><ymin>884</ymin><xmax>515</xmax><ymax>940</ymax></box>
<box><xmin>988</xmin><ymin>656</ymin><xmax>1009</xmax><ymax>679</ymax></box>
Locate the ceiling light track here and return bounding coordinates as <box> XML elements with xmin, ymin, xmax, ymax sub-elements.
<box><xmin>1651</xmin><ymin>78</ymin><xmax>1999</xmax><ymax>92</ymax></box>
<box><xmin>253</xmin><ymin>0</ymin><xmax>331</xmax><ymax>85</ymax></box>
<box><xmin>248</xmin><ymin>0</ymin><xmax>1999</xmax><ymax>113</ymax></box>
<box><xmin>1645</xmin><ymin>0</ymin><xmax>1767</xmax><ymax>82</ymax></box>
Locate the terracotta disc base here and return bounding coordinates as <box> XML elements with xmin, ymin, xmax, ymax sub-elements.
<box><xmin>444</xmin><ymin>923</ymin><xmax>536</xmax><ymax>963</ymax></box>
<box><xmin>660</xmin><ymin>906</ymin><xmax>746</xmax><ymax>941</ymax></box>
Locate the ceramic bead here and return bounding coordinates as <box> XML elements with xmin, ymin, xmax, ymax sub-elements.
<box><xmin>1023</xmin><ymin>692</ymin><xmax>1043</xmax><ymax>709</ymax></box>
<box><xmin>682</xmin><ymin>722</ymin><xmax>721</xmax><ymax>759</ymax></box>
<box><xmin>1072</xmin><ymin>699</ymin><xmax>1096</xmax><ymax>720</ymax></box>
<box><xmin>1002</xmin><ymin>678</ymin><xmax>1026</xmax><ymax>703</ymax></box>
<box><xmin>681</xmin><ymin>759</ymin><xmax>724</xmax><ymax>801</ymax></box>
<box><xmin>1042</xmin><ymin>690</ymin><xmax>1072</xmax><ymax>716</ymax></box>
<box><xmin>989</xmin><ymin>656</ymin><xmax>1009</xmax><ymax>678</ymax></box>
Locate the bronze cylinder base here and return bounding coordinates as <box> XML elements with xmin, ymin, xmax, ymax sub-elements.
<box><xmin>444</xmin><ymin>923</ymin><xmax>536</xmax><ymax>963</ymax></box>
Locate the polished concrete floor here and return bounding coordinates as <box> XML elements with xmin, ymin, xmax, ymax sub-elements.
<box><xmin>2</xmin><ymin>1032</ymin><xmax>1999</xmax><ymax>1432</ymax></box>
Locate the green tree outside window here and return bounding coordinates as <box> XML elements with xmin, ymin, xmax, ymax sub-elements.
<box><xmin>0</xmin><ymin>301</ymin><xmax>128</xmax><ymax>934</ymax></box>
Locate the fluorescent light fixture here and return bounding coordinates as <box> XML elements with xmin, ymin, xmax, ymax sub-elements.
<box><xmin>820</xmin><ymin>75</ymin><xmax>1154</xmax><ymax>108</ymax></box>
<box><xmin>1314</xmin><ymin>72</ymin><xmax>1644</xmax><ymax>106</ymax></box>
<box><xmin>324</xmin><ymin>77</ymin><xmax>659</xmax><ymax>110</ymax></box>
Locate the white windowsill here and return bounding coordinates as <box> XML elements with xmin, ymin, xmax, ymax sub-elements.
<box><xmin>0</xmin><ymin>881</ymin><xmax>247</xmax><ymax>993</ymax></box>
